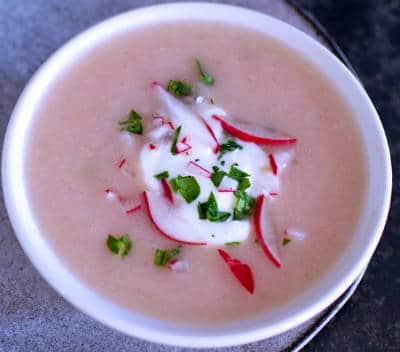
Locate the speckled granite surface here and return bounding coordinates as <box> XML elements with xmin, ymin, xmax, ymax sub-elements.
<box><xmin>0</xmin><ymin>1</ymin><xmax>398</xmax><ymax>351</ymax></box>
<box><xmin>294</xmin><ymin>1</ymin><xmax>400</xmax><ymax>351</ymax></box>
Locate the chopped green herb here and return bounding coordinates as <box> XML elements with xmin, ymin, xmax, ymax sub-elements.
<box><xmin>170</xmin><ymin>175</ymin><xmax>200</xmax><ymax>203</ymax></box>
<box><xmin>170</xmin><ymin>125</ymin><xmax>182</xmax><ymax>155</ymax></box>
<box><xmin>233</xmin><ymin>190</ymin><xmax>255</xmax><ymax>220</ymax></box>
<box><xmin>220</xmin><ymin>160</ymin><xmax>225</xmax><ymax>166</ymax></box>
<box><xmin>218</xmin><ymin>139</ymin><xmax>243</xmax><ymax>160</ymax></box>
<box><xmin>119</xmin><ymin>110</ymin><xmax>143</xmax><ymax>135</ymax></box>
<box><xmin>154</xmin><ymin>171</ymin><xmax>169</xmax><ymax>180</ymax></box>
<box><xmin>154</xmin><ymin>245</ymin><xmax>181</xmax><ymax>266</ymax></box>
<box><xmin>106</xmin><ymin>234</ymin><xmax>132</xmax><ymax>257</ymax></box>
<box><xmin>196</xmin><ymin>59</ymin><xmax>215</xmax><ymax>86</ymax></box>
<box><xmin>283</xmin><ymin>238</ymin><xmax>291</xmax><ymax>246</ymax></box>
<box><xmin>211</xmin><ymin>166</ymin><xmax>227</xmax><ymax>187</ymax></box>
<box><xmin>225</xmin><ymin>241</ymin><xmax>241</xmax><ymax>246</ymax></box>
<box><xmin>237</xmin><ymin>177</ymin><xmax>251</xmax><ymax>191</ymax></box>
<box><xmin>228</xmin><ymin>164</ymin><xmax>250</xmax><ymax>180</ymax></box>
<box><xmin>167</xmin><ymin>80</ymin><xmax>193</xmax><ymax>97</ymax></box>
<box><xmin>198</xmin><ymin>192</ymin><xmax>231</xmax><ymax>222</ymax></box>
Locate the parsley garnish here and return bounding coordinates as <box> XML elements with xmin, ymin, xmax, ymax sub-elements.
<box><xmin>283</xmin><ymin>238</ymin><xmax>291</xmax><ymax>246</ymax></box>
<box><xmin>225</xmin><ymin>241</ymin><xmax>241</xmax><ymax>246</ymax></box>
<box><xmin>170</xmin><ymin>125</ymin><xmax>182</xmax><ymax>155</ymax></box>
<box><xmin>233</xmin><ymin>191</ymin><xmax>255</xmax><ymax>220</ymax></box>
<box><xmin>154</xmin><ymin>246</ymin><xmax>181</xmax><ymax>266</ymax></box>
<box><xmin>211</xmin><ymin>166</ymin><xmax>227</xmax><ymax>187</ymax></box>
<box><xmin>167</xmin><ymin>80</ymin><xmax>193</xmax><ymax>97</ymax></box>
<box><xmin>170</xmin><ymin>175</ymin><xmax>200</xmax><ymax>203</ymax></box>
<box><xmin>237</xmin><ymin>177</ymin><xmax>251</xmax><ymax>191</ymax></box>
<box><xmin>119</xmin><ymin>110</ymin><xmax>143</xmax><ymax>135</ymax></box>
<box><xmin>228</xmin><ymin>164</ymin><xmax>250</xmax><ymax>180</ymax></box>
<box><xmin>198</xmin><ymin>192</ymin><xmax>231</xmax><ymax>222</ymax></box>
<box><xmin>196</xmin><ymin>59</ymin><xmax>215</xmax><ymax>86</ymax></box>
<box><xmin>218</xmin><ymin>139</ymin><xmax>243</xmax><ymax>160</ymax></box>
<box><xmin>106</xmin><ymin>234</ymin><xmax>132</xmax><ymax>257</ymax></box>
<box><xmin>154</xmin><ymin>171</ymin><xmax>169</xmax><ymax>180</ymax></box>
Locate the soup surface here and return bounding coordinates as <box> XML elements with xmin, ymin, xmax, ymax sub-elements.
<box><xmin>27</xmin><ymin>22</ymin><xmax>366</xmax><ymax>324</ymax></box>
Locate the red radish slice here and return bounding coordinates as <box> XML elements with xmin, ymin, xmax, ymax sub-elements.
<box><xmin>143</xmin><ymin>191</ymin><xmax>207</xmax><ymax>245</ymax></box>
<box><xmin>218</xmin><ymin>188</ymin><xmax>236</xmax><ymax>193</ymax></box>
<box><xmin>201</xmin><ymin>117</ymin><xmax>220</xmax><ymax>153</ymax></box>
<box><xmin>152</xmin><ymin>114</ymin><xmax>165</xmax><ymax>126</ymax></box>
<box><xmin>149</xmin><ymin>143</ymin><xmax>157</xmax><ymax>150</ymax></box>
<box><xmin>272</xmin><ymin>148</ymin><xmax>295</xmax><ymax>175</ymax></box>
<box><xmin>218</xmin><ymin>249</ymin><xmax>254</xmax><ymax>294</ymax></box>
<box><xmin>167</xmin><ymin>121</ymin><xmax>175</xmax><ymax>130</ymax></box>
<box><xmin>254</xmin><ymin>194</ymin><xmax>281</xmax><ymax>268</ymax></box>
<box><xmin>117</xmin><ymin>158</ymin><xmax>126</xmax><ymax>169</ymax></box>
<box><xmin>187</xmin><ymin>161</ymin><xmax>211</xmax><ymax>178</ymax></box>
<box><xmin>175</xmin><ymin>142</ymin><xmax>192</xmax><ymax>154</ymax></box>
<box><xmin>212</xmin><ymin>115</ymin><xmax>296</xmax><ymax>146</ymax></box>
<box><xmin>168</xmin><ymin>259</ymin><xmax>189</xmax><ymax>273</ymax></box>
<box><xmin>125</xmin><ymin>204</ymin><xmax>141</xmax><ymax>214</ymax></box>
<box><xmin>161</xmin><ymin>179</ymin><xmax>174</xmax><ymax>204</ymax></box>
<box><xmin>268</xmin><ymin>154</ymin><xmax>278</xmax><ymax>175</ymax></box>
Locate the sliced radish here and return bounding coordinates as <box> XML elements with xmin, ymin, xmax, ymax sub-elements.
<box><xmin>117</xmin><ymin>158</ymin><xmax>126</xmax><ymax>169</ymax></box>
<box><xmin>271</xmin><ymin>148</ymin><xmax>295</xmax><ymax>175</ymax></box>
<box><xmin>175</xmin><ymin>142</ymin><xmax>192</xmax><ymax>154</ymax></box>
<box><xmin>143</xmin><ymin>191</ymin><xmax>207</xmax><ymax>245</ymax></box>
<box><xmin>168</xmin><ymin>258</ymin><xmax>189</xmax><ymax>273</ymax></box>
<box><xmin>218</xmin><ymin>188</ymin><xmax>236</xmax><ymax>193</ymax></box>
<box><xmin>167</xmin><ymin>121</ymin><xmax>175</xmax><ymax>130</ymax></box>
<box><xmin>201</xmin><ymin>117</ymin><xmax>220</xmax><ymax>153</ymax></box>
<box><xmin>125</xmin><ymin>204</ymin><xmax>142</xmax><ymax>214</ymax></box>
<box><xmin>187</xmin><ymin>161</ymin><xmax>211</xmax><ymax>178</ymax></box>
<box><xmin>161</xmin><ymin>178</ymin><xmax>174</xmax><ymax>204</ymax></box>
<box><xmin>152</xmin><ymin>114</ymin><xmax>165</xmax><ymax>126</ymax></box>
<box><xmin>218</xmin><ymin>249</ymin><xmax>254</xmax><ymax>294</ymax></box>
<box><xmin>268</xmin><ymin>154</ymin><xmax>278</xmax><ymax>175</ymax></box>
<box><xmin>149</xmin><ymin>143</ymin><xmax>157</xmax><ymax>150</ymax></box>
<box><xmin>254</xmin><ymin>194</ymin><xmax>281</xmax><ymax>268</ymax></box>
<box><xmin>212</xmin><ymin>115</ymin><xmax>296</xmax><ymax>146</ymax></box>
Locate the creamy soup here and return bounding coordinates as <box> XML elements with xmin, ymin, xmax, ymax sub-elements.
<box><xmin>26</xmin><ymin>22</ymin><xmax>366</xmax><ymax>324</ymax></box>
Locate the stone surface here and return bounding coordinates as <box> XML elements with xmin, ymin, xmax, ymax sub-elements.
<box><xmin>294</xmin><ymin>1</ymin><xmax>400</xmax><ymax>351</ymax></box>
<box><xmin>0</xmin><ymin>1</ymin><xmax>397</xmax><ymax>351</ymax></box>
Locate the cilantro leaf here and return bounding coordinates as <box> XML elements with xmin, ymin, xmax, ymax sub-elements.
<box><xmin>154</xmin><ymin>171</ymin><xmax>169</xmax><ymax>180</ymax></box>
<box><xmin>170</xmin><ymin>125</ymin><xmax>182</xmax><ymax>155</ymax></box>
<box><xmin>119</xmin><ymin>110</ymin><xmax>143</xmax><ymax>135</ymax></box>
<box><xmin>228</xmin><ymin>164</ymin><xmax>250</xmax><ymax>180</ymax></box>
<box><xmin>154</xmin><ymin>246</ymin><xmax>181</xmax><ymax>266</ymax></box>
<box><xmin>211</xmin><ymin>166</ymin><xmax>227</xmax><ymax>187</ymax></box>
<box><xmin>196</xmin><ymin>59</ymin><xmax>215</xmax><ymax>86</ymax></box>
<box><xmin>237</xmin><ymin>176</ymin><xmax>251</xmax><ymax>191</ymax></box>
<box><xmin>283</xmin><ymin>238</ymin><xmax>291</xmax><ymax>246</ymax></box>
<box><xmin>106</xmin><ymin>234</ymin><xmax>132</xmax><ymax>257</ymax></box>
<box><xmin>233</xmin><ymin>191</ymin><xmax>255</xmax><ymax>220</ymax></box>
<box><xmin>170</xmin><ymin>175</ymin><xmax>200</xmax><ymax>203</ymax></box>
<box><xmin>198</xmin><ymin>192</ymin><xmax>231</xmax><ymax>222</ymax></box>
<box><xmin>225</xmin><ymin>241</ymin><xmax>241</xmax><ymax>246</ymax></box>
<box><xmin>218</xmin><ymin>139</ymin><xmax>243</xmax><ymax>160</ymax></box>
<box><xmin>167</xmin><ymin>80</ymin><xmax>193</xmax><ymax>97</ymax></box>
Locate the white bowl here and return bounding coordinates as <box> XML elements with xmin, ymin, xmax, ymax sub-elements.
<box><xmin>2</xmin><ymin>2</ymin><xmax>392</xmax><ymax>348</ymax></box>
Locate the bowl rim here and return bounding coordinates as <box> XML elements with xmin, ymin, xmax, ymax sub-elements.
<box><xmin>1</xmin><ymin>2</ymin><xmax>392</xmax><ymax>348</ymax></box>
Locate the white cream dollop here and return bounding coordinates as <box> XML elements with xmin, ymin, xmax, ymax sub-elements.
<box><xmin>140</xmin><ymin>85</ymin><xmax>280</xmax><ymax>245</ymax></box>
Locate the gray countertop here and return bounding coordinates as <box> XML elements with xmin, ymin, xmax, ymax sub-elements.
<box><xmin>1</xmin><ymin>1</ymin><xmax>398</xmax><ymax>351</ymax></box>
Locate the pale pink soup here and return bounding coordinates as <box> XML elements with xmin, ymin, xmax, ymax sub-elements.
<box><xmin>27</xmin><ymin>22</ymin><xmax>366</xmax><ymax>324</ymax></box>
